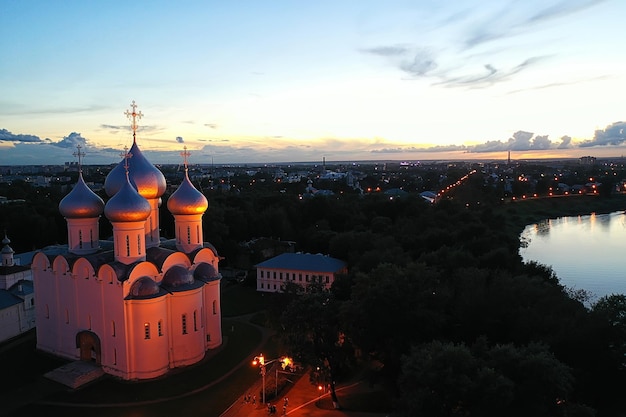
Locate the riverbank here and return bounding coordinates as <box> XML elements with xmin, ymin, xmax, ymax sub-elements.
<box><xmin>497</xmin><ymin>194</ymin><xmax>626</xmax><ymax>234</ymax></box>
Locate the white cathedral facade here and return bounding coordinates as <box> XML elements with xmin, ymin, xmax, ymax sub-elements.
<box><xmin>32</xmin><ymin>102</ymin><xmax>222</xmax><ymax>381</ymax></box>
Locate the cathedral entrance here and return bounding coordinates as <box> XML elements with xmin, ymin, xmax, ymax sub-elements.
<box><xmin>76</xmin><ymin>331</ymin><xmax>102</xmax><ymax>364</ymax></box>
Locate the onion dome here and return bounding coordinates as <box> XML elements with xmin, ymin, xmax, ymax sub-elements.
<box><xmin>162</xmin><ymin>265</ymin><xmax>194</xmax><ymax>288</ymax></box>
<box><xmin>2</xmin><ymin>234</ymin><xmax>11</xmax><ymax>246</ymax></box>
<box><xmin>104</xmin><ymin>173</ymin><xmax>151</xmax><ymax>222</ymax></box>
<box><xmin>129</xmin><ymin>276</ymin><xmax>160</xmax><ymax>297</ymax></box>
<box><xmin>104</xmin><ymin>141</ymin><xmax>166</xmax><ymax>199</ymax></box>
<box><xmin>1</xmin><ymin>243</ymin><xmax>14</xmax><ymax>255</ymax></box>
<box><xmin>167</xmin><ymin>173</ymin><xmax>208</xmax><ymax>215</ymax></box>
<box><xmin>193</xmin><ymin>262</ymin><xmax>219</xmax><ymax>281</ymax></box>
<box><xmin>59</xmin><ymin>173</ymin><xmax>105</xmax><ymax>219</ymax></box>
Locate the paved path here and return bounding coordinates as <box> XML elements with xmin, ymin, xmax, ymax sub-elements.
<box><xmin>219</xmin><ymin>369</ymin><xmax>389</xmax><ymax>417</ymax></box>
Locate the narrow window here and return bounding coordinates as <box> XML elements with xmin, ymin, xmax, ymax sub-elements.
<box><xmin>261</xmin><ymin>283</ymin><xmax>264</xmax><ymax>289</ymax></box>
<box><xmin>182</xmin><ymin>314</ymin><xmax>188</xmax><ymax>334</ymax></box>
<box><xmin>144</xmin><ymin>322</ymin><xmax>150</xmax><ymax>339</ymax></box>
<box><xmin>79</xmin><ymin>229</ymin><xmax>83</xmax><ymax>249</ymax></box>
<box><xmin>273</xmin><ymin>284</ymin><xmax>276</xmax><ymax>290</ymax></box>
<box><xmin>125</xmin><ymin>235</ymin><xmax>130</xmax><ymax>257</ymax></box>
<box><xmin>279</xmin><ymin>272</ymin><xmax>283</xmax><ymax>280</ymax></box>
<box><xmin>65</xmin><ymin>309</ymin><xmax>69</xmax><ymax>324</ymax></box>
<box><xmin>207</xmin><ymin>334</ymin><xmax>211</xmax><ymax>342</ymax></box>
<box><xmin>90</xmin><ymin>229</ymin><xmax>94</xmax><ymax>248</ymax></box>
<box><xmin>158</xmin><ymin>320</ymin><xmax>163</xmax><ymax>336</ymax></box>
<box><xmin>193</xmin><ymin>310</ymin><xmax>198</xmax><ymax>331</ymax></box>
<box><xmin>273</xmin><ymin>271</ymin><xmax>276</xmax><ymax>279</ymax></box>
<box><xmin>326</xmin><ymin>276</ymin><xmax>330</xmax><ymax>284</ymax></box>
<box><xmin>149</xmin><ymin>217</ymin><xmax>154</xmax><ymax>242</ymax></box>
<box><xmin>88</xmin><ymin>315</ymin><xmax>92</xmax><ymax>330</ymax></box>
<box><xmin>111</xmin><ymin>320</ymin><xmax>116</xmax><ymax>337</ymax></box>
<box><xmin>196</xmin><ymin>225</ymin><xmax>200</xmax><ymax>243</ymax></box>
<box><xmin>187</xmin><ymin>226</ymin><xmax>191</xmax><ymax>244</ymax></box>
<box><xmin>212</xmin><ymin>300</ymin><xmax>217</xmax><ymax>315</ymax></box>
<box><xmin>137</xmin><ymin>235</ymin><xmax>141</xmax><ymax>255</ymax></box>
<box><xmin>45</xmin><ymin>304</ymin><xmax>49</xmax><ymax>319</ymax></box>
<box><xmin>113</xmin><ymin>348</ymin><xmax>117</xmax><ymax>365</ymax></box>
<box><xmin>299</xmin><ymin>274</ymin><xmax>302</xmax><ymax>282</ymax></box>
<box><xmin>261</xmin><ymin>270</ymin><xmax>264</xmax><ymax>278</ymax></box>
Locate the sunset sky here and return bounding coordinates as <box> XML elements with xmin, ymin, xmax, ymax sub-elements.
<box><xmin>2</xmin><ymin>0</ymin><xmax>626</xmax><ymax>165</ymax></box>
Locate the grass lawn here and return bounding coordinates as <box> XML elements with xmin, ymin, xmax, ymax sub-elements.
<box><xmin>1</xmin><ymin>283</ymin><xmax>281</xmax><ymax>416</ymax></box>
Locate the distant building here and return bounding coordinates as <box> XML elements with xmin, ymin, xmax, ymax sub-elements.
<box><xmin>579</xmin><ymin>156</ymin><xmax>596</xmax><ymax>165</ymax></box>
<box><xmin>0</xmin><ymin>233</ymin><xmax>36</xmax><ymax>343</ymax></box>
<box><xmin>255</xmin><ymin>252</ymin><xmax>347</xmax><ymax>293</ymax></box>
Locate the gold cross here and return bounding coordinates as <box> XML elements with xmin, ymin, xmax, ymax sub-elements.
<box><xmin>120</xmin><ymin>146</ymin><xmax>133</xmax><ymax>173</ymax></box>
<box><xmin>180</xmin><ymin>146</ymin><xmax>191</xmax><ymax>169</ymax></box>
<box><xmin>124</xmin><ymin>100</ymin><xmax>143</xmax><ymax>136</ymax></box>
<box><xmin>73</xmin><ymin>144</ymin><xmax>85</xmax><ymax>171</ymax></box>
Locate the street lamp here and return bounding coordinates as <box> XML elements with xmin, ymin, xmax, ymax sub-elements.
<box><xmin>252</xmin><ymin>354</ymin><xmax>293</xmax><ymax>405</ymax></box>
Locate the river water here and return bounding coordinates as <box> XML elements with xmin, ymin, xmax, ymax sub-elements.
<box><xmin>519</xmin><ymin>211</ymin><xmax>626</xmax><ymax>303</ymax></box>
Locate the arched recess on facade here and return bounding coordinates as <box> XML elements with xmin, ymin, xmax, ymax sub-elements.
<box><xmin>76</xmin><ymin>330</ymin><xmax>102</xmax><ymax>364</ymax></box>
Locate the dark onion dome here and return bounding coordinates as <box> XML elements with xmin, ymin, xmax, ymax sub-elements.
<box><xmin>104</xmin><ymin>173</ymin><xmax>151</xmax><ymax>222</ymax></box>
<box><xmin>2</xmin><ymin>234</ymin><xmax>11</xmax><ymax>246</ymax></box>
<box><xmin>161</xmin><ymin>265</ymin><xmax>194</xmax><ymax>288</ymax></box>
<box><xmin>2</xmin><ymin>243</ymin><xmax>14</xmax><ymax>255</ymax></box>
<box><xmin>104</xmin><ymin>141</ymin><xmax>166</xmax><ymax>199</ymax></box>
<box><xmin>129</xmin><ymin>276</ymin><xmax>160</xmax><ymax>297</ymax></box>
<box><xmin>193</xmin><ymin>262</ymin><xmax>219</xmax><ymax>282</ymax></box>
<box><xmin>167</xmin><ymin>172</ymin><xmax>208</xmax><ymax>215</ymax></box>
<box><xmin>59</xmin><ymin>173</ymin><xmax>105</xmax><ymax>219</ymax></box>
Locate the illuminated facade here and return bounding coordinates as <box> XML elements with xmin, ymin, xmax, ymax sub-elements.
<box><xmin>32</xmin><ymin>102</ymin><xmax>222</xmax><ymax>380</ymax></box>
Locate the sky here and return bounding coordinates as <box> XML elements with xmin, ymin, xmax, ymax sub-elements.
<box><xmin>2</xmin><ymin>0</ymin><xmax>626</xmax><ymax>166</ymax></box>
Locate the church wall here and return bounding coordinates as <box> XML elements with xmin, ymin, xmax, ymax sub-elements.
<box><xmin>33</xmin><ymin>253</ymin><xmax>57</xmax><ymax>353</ymax></box>
<box><xmin>125</xmin><ymin>296</ymin><xmax>169</xmax><ymax>380</ymax></box>
<box><xmin>203</xmin><ymin>280</ymin><xmax>222</xmax><ymax>349</ymax></box>
<box><xmin>98</xmin><ymin>264</ymin><xmax>130</xmax><ymax>377</ymax></box>
<box><xmin>167</xmin><ymin>288</ymin><xmax>205</xmax><ymax>368</ymax></box>
<box><xmin>0</xmin><ymin>304</ymin><xmax>22</xmax><ymax>342</ymax></box>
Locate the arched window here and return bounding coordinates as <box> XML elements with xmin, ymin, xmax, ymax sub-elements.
<box><xmin>193</xmin><ymin>310</ymin><xmax>198</xmax><ymax>331</ymax></box>
<box><xmin>182</xmin><ymin>314</ymin><xmax>188</xmax><ymax>334</ymax></box>
<box><xmin>111</xmin><ymin>320</ymin><xmax>116</xmax><ymax>337</ymax></box>
<box><xmin>125</xmin><ymin>235</ymin><xmax>130</xmax><ymax>257</ymax></box>
<box><xmin>158</xmin><ymin>320</ymin><xmax>163</xmax><ymax>337</ymax></box>
<box><xmin>144</xmin><ymin>323</ymin><xmax>151</xmax><ymax>339</ymax></box>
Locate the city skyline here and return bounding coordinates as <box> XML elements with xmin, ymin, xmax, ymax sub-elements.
<box><xmin>2</xmin><ymin>0</ymin><xmax>626</xmax><ymax>165</ymax></box>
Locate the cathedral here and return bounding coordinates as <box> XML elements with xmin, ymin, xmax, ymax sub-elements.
<box><xmin>32</xmin><ymin>102</ymin><xmax>222</xmax><ymax>381</ymax></box>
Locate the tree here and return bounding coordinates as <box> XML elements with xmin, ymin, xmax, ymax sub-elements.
<box><xmin>279</xmin><ymin>282</ymin><xmax>353</xmax><ymax>409</ymax></box>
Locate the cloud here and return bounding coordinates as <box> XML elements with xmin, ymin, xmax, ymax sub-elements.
<box><xmin>469</xmin><ymin>130</ymin><xmax>555</xmax><ymax>153</ymax></box>
<box><xmin>205</xmin><ymin>123</ymin><xmax>218</xmax><ymax>129</ymax></box>
<box><xmin>435</xmin><ymin>57</ymin><xmax>545</xmax><ymax>88</ymax></box>
<box><xmin>0</xmin><ymin>129</ymin><xmax>42</xmax><ymax>143</ymax></box>
<box><xmin>557</xmin><ymin>135</ymin><xmax>572</xmax><ymax>149</ymax></box>
<box><xmin>51</xmin><ymin>132</ymin><xmax>88</xmax><ymax>148</ymax></box>
<box><xmin>176</xmin><ymin>136</ymin><xmax>184</xmax><ymax>143</ymax></box>
<box><xmin>579</xmin><ymin>121</ymin><xmax>626</xmax><ymax>147</ymax></box>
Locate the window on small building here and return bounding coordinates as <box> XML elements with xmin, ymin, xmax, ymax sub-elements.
<box><xmin>261</xmin><ymin>270</ymin><xmax>264</xmax><ymax>278</ymax></box>
<box><xmin>144</xmin><ymin>323</ymin><xmax>150</xmax><ymax>339</ymax></box>
<box><xmin>273</xmin><ymin>271</ymin><xmax>276</xmax><ymax>279</ymax></box>
<box><xmin>299</xmin><ymin>274</ymin><xmax>302</xmax><ymax>282</ymax></box>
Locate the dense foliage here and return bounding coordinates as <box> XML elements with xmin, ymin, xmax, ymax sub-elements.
<box><xmin>3</xmin><ymin>168</ymin><xmax>626</xmax><ymax>416</ymax></box>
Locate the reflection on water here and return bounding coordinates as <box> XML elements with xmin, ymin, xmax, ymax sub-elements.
<box><xmin>520</xmin><ymin>211</ymin><xmax>626</xmax><ymax>303</ymax></box>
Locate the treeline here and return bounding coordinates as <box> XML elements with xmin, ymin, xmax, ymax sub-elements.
<box><xmin>247</xmin><ymin>193</ymin><xmax>626</xmax><ymax>417</ymax></box>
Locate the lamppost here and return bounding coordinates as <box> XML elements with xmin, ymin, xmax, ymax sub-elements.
<box><xmin>252</xmin><ymin>354</ymin><xmax>293</xmax><ymax>405</ymax></box>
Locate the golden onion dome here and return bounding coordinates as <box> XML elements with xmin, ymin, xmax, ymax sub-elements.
<box><xmin>104</xmin><ymin>141</ymin><xmax>166</xmax><ymax>199</ymax></box>
<box><xmin>167</xmin><ymin>172</ymin><xmax>208</xmax><ymax>215</ymax></box>
<box><xmin>59</xmin><ymin>173</ymin><xmax>105</xmax><ymax>219</ymax></box>
<box><xmin>104</xmin><ymin>173</ymin><xmax>151</xmax><ymax>222</ymax></box>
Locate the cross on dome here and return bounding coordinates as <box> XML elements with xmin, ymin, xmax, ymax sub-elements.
<box><xmin>180</xmin><ymin>146</ymin><xmax>191</xmax><ymax>170</ymax></box>
<box><xmin>121</xmin><ymin>146</ymin><xmax>133</xmax><ymax>174</ymax></box>
<box><xmin>73</xmin><ymin>144</ymin><xmax>85</xmax><ymax>173</ymax></box>
<box><xmin>124</xmin><ymin>100</ymin><xmax>143</xmax><ymax>141</ymax></box>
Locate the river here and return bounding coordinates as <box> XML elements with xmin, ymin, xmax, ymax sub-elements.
<box><xmin>519</xmin><ymin>210</ymin><xmax>626</xmax><ymax>303</ymax></box>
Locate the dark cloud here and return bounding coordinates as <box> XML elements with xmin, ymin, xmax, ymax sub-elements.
<box><xmin>579</xmin><ymin>121</ymin><xmax>626</xmax><ymax>147</ymax></box>
<box><xmin>436</xmin><ymin>57</ymin><xmax>545</xmax><ymax>88</ymax></box>
<box><xmin>469</xmin><ymin>130</ymin><xmax>555</xmax><ymax>153</ymax></box>
<box><xmin>176</xmin><ymin>136</ymin><xmax>184</xmax><ymax>143</ymax></box>
<box><xmin>0</xmin><ymin>129</ymin><xmax>42</xmax><ymax>143</ymax></box>
<box><xmin>361</xmin><ymin>45</ymin><xmax>409</xmax><ymax>57</ymax></box>
<box><xmin>557</xmin><ymin>135</ymin><xmax>572</xmax><ymax>149</ymax></box>
<box><xmin>371</xmin><ymin>144</ymin><xmax>467</xmax><ymax>154</ymax></box>
<box><xmin>51</xmin><ymin>132</ymin><xmax>88</xmax><ymax>148</ymax></box>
